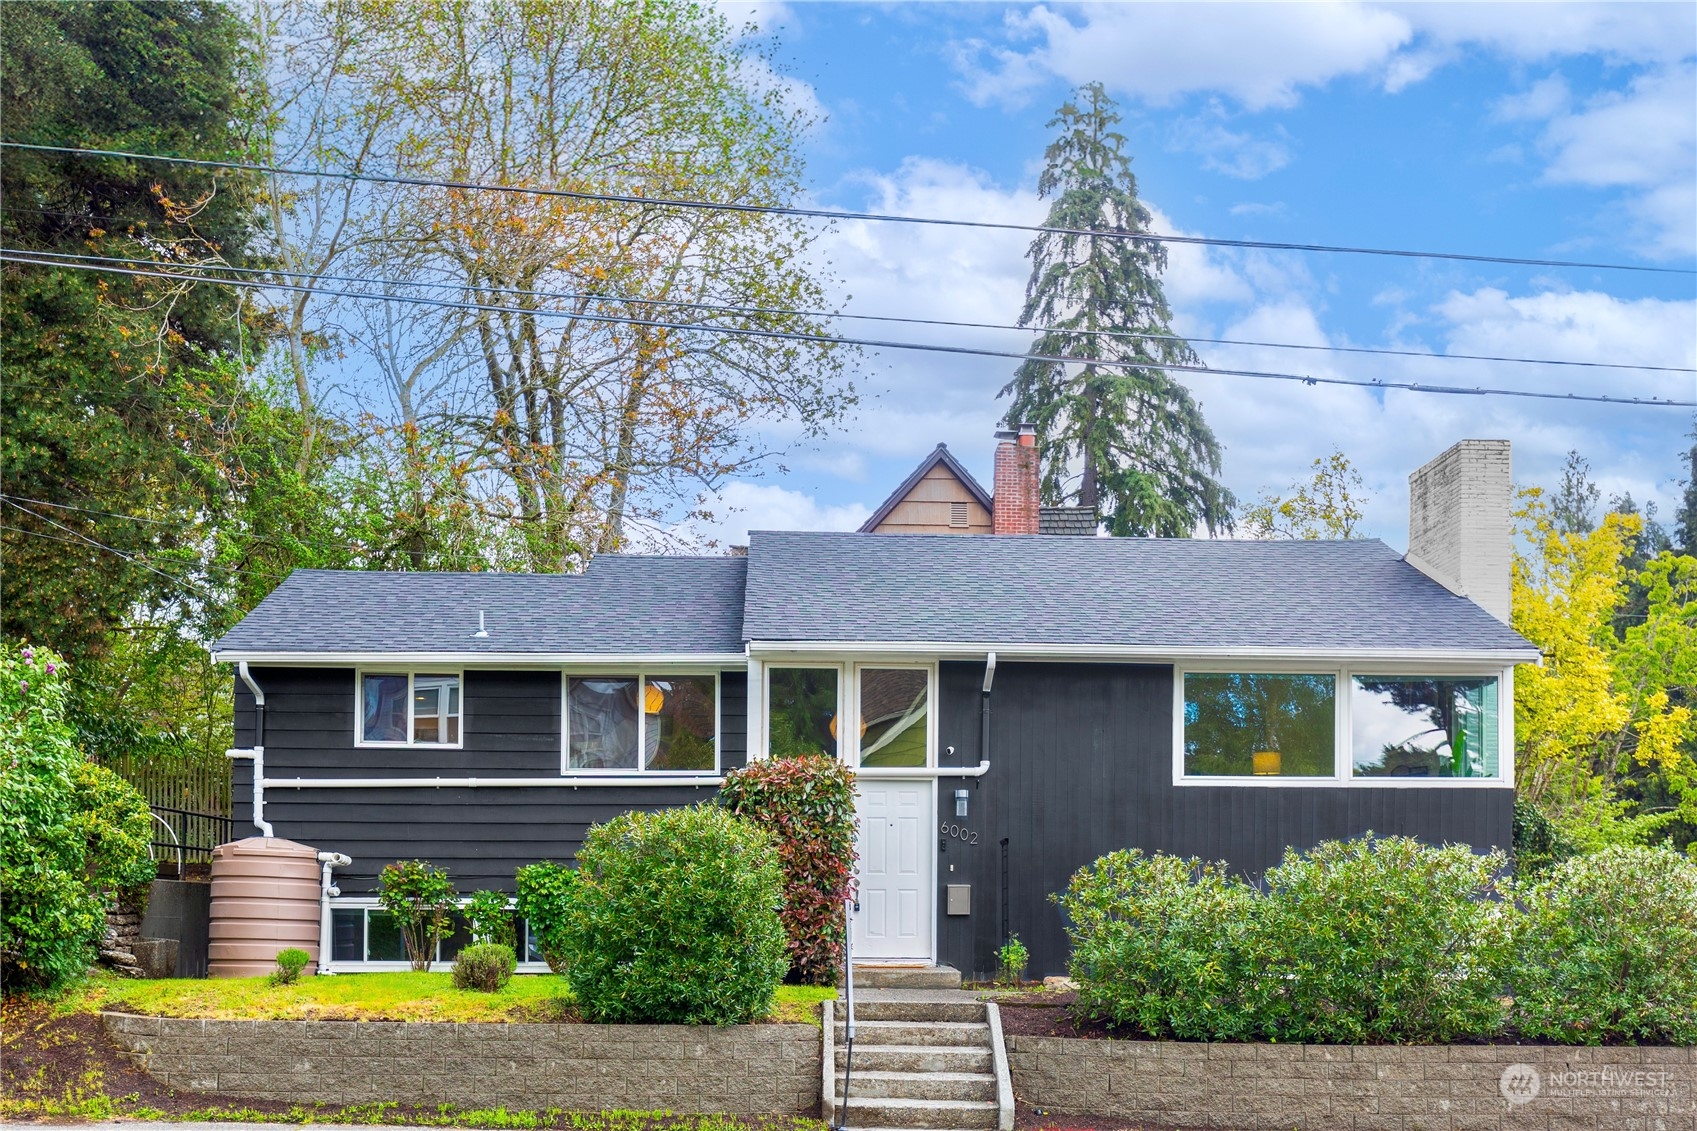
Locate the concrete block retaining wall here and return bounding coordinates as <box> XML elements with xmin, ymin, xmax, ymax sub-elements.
<box><xmin>101</xmin><ymin>1012</ymin><xmax>820</xmax><ymax>1117</ymax></box>
<box><xmin>1007</xmin><ymin>1034</ymin><xmax>1695</xmax><ymax>1131</ymax></box>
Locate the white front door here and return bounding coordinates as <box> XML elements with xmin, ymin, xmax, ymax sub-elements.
<box><xmin>853</xmin><ymin>779</ymin><xmax>933</xmax><ymax>961</ymax></box>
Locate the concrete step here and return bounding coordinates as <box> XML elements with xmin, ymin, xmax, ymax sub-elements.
<box><xmin>828</xmin><ymin>1097</ymin><xmax>999</xmax><ymax>1129</ymax></box>
<box><xmin>834</xmin><ymin>1019</ymin><xmax>990</xmax><ymax>1047</ymax></box>
<box><xmin>834</xmin><ymin>1069</ymin><xmax>996</xmax><ymax>1103</ymax></box>
<box><xmin>847</xmin><ymin>998</ymin><xmax>986</xmax><ymax>1023</ymax></box>
<box><xmin>834</xmin><ymin>1042</ymin><xmax>994</xmax><ymax>1074</ymax></box>
<box><xmin>847</xmin><ymin>964</ymin><xmax>962</xmax><ymax>989</ymax></box>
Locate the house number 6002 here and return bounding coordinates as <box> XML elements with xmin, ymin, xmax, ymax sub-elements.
<box><xmin>940</xmin><ymin>822</ymin><xmax>979</xmax><ymax>845</ymax></box>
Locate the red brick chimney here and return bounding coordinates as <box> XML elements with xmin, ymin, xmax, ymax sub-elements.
<box><xmin>992</xmin><ymin>424</ymin><xmax>1040</xmax><ymax>535</ymax></box>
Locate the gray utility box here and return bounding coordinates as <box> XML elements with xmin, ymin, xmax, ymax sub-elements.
<box><xmin>946</xmin><ymin>884</ymin><xmax>971</xmax><ymax>916</ymax></box>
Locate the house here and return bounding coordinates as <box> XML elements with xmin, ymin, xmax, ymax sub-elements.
<box><xmin>214</xmin><ymin>437</ymin><xmax>1537</xmax><ymax>978</ymax></box>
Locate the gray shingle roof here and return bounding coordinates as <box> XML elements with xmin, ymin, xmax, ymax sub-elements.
<box><xmin>212</xmin><ymin>556</ymin><xmax>747</xmax><ymax>656</ymax></box>
<box><xmin>742</xmin><ymin>531</ymin><xmax>1537</xmax><ymax>656</ymax></box>
<box><xmin>1038</xmin><ymin>506</ymin><xmax>1099</xmax><ymax>536</ymax></box>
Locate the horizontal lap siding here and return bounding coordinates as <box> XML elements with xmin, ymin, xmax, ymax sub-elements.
<box><xmin>233</xmin><ymin>666</ymin><xmax>748</xmax><ymax>894</ymax></box>
<box><xmin>934</xmin><ymin>660</ymin><xmax>1512</xmax><ymax>981</ymax></box>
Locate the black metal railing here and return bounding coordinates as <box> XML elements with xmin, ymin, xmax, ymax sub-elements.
<box><xmin>150</xmin><ymin>805</ymin><xmax>234</xmax><ymax>869</ymax></box>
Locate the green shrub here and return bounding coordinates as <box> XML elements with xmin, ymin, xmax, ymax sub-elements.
<box><xmin>718</xmin><ymin>754</ymin><xmax>857</xmax><ymax>985</ymax></box>
<box><xmin>1249</xmin><ymin>835</ymin><xmax>1509</xmax><ymax>1043</ymax></box>
<box><xmin>1508</xmin><ymin>845</ymin><xmax>1697</xmax><ymax>1044</ymax></box>
<box><xmin>513</xmin><ymin>862</ymin><xmax>576</xmax><ymax>973</ymax></box>
<box><xmin>452</xmin><ymin>943</ymin><xmax>517</xmax><ymax>992</ymax></box>
<box><xmin>561</xmin><ymin>804</ymin><xmax>787</xmax><ymax>1023</ymax></box>
<box><xmin>1</xmin><ymin>643</ymin><xmax>155</xmax><ymax>990</ymax></box>
<box><xmin>375</xmin><ymin>860</ymin><xmax>457</xmax><ymax>972</ymax></box>
<box><xmin>1512</xmin><ymin>798</ymin><xmax>1576</xmax><ymax>875</ymax></box>
<box><xmin>271</xmin><ymin>947</ymin><xmax>311</xmax><ymax>985</ymax></box>
<box><xmin>995</xmin><ymin>935</ymin><xmax>1029</xmax><ymax>987</ymax></box>
<box><xmin>1057</xmin><ymin>850</ymin><xmax>1257</xmax><ymax>1039</ymax></box>
<box><xmin>464</xmin><ymin>890</ymin><xmax>515</xmax><ymax>949</ymax></box>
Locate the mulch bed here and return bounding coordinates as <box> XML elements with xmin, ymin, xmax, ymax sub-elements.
<box><xmin>995</xmin><ymin>990</ymin><xmax>1131</xmax><ymax>1041</ymax></box>
<box><xmin>1</xmin><ymin>993</ymin><xmax>302</xmax><ymax>1119</ymax></box>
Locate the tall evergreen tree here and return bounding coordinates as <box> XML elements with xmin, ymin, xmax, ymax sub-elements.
<box><xmin>1000</xmin><ymin>82</ymin><xmax>1233</xmax><ymax>536</ymax></box>
<box><xmin>1675</xmin><ymin>427</ymin><xmax>1697</xmax><ymax>555</ymax></box>
<box><xmin>1</xmin><ymin>0</ymin><xmax>268</xmax><ymax>657</ymax></box>
<box><xmin>1549</xmin><ymin>449</ymin><xmax>1600</xmax><ymax>535</ymax></box>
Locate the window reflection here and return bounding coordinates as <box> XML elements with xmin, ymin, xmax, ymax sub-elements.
<box><xmin>1351</xmin><ymin>677</ymin><xmax>1498</xmax><ymax>778</ymax></box>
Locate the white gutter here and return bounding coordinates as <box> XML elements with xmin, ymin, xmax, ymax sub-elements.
<box><xmin>211</xmin><ymin>650</ymin><xmax>748</xmax><ymax>667</ymax></box>
<box><xmin>226</xmin><ymin>662</ymin><xmax>272</xmax><ymax>836</ymax></box>
<box><xmin>263</xmin><ymin>775</ymin><xmax>724</xmax><ymax>789</ymax></box>
<box><xmin>315</xmin><ymin>850</ymin><xmax>351</xmax><ymax>974</ymax></box>
<box><xmin>748</xmin><ymin>641</ymin><xmax>1542</xmax><ymax>664</ymax></box>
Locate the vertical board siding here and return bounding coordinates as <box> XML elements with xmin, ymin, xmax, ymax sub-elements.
<box><xmin>232</xmin><ymin>667</ymin><xmax>748</xmax><ymax>894</ymax></box>
<box><xmin>933</xmin><ymin>660</ymin><xmax>1512</xmax><ymax>980</ymax></box>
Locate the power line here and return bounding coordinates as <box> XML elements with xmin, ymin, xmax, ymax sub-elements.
<box><xmin>5</xmin><ymin>141</ymin><xmax>1691</xmax><ymax>277</ymax></box>
<box><xmin>1</xmin><ymin>502</ymin><xmax>219</xmax><ymax>598</ymax></box>
<box><xmin>6</xmin><ymin>250</ymin><xmax>1692</xmax><ymax>409</ymax></box>
<box><xmin>21</xmin><ymin>248</ymin><xmax>1695</xmax><ymax>376</ymax></box>
<box><xmin>0</xmin><ymin>494</ymin><xmax>383</xmax><ymax>561</ymax></box>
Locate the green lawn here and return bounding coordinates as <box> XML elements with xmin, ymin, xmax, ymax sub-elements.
<box><xmin>84</xmin><ymin>973</ymin><xmax>833</xmax><ymax>1025</ymax></box>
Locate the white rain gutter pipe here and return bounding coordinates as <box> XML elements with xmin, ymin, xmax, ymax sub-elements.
<box><xmin>315</xmin><ymin>850</ymin><xmax>351</xmax><ymax>974</ymax></box>
<box><xmin>225</xmin><ymin>662</ymin><xmax>273</xmax><ymax>836</ymax></box>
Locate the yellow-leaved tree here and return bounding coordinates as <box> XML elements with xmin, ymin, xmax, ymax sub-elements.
<box><xmin>1512</xmin><ymin>487</ymin><xmax>1697</xmax><ymax>850</ymax></box>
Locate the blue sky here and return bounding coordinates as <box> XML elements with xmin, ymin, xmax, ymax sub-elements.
<box><xmin>687</xmin><ymin>1</ymin><xmax>1697</xmax><ymax>549</ymax></box>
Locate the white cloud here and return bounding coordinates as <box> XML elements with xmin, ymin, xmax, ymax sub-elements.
<box><xmin>955</xmin><ymin>3</ymin><xmax>1413</xmax><ymax>111</ymax></box>
<box><xmin>676</xmin><ymin>481</ymin><xmax>870</xmax><ymax>548</ymax></box>
<box><xmin>1170</xmin><ymin>105</ymin><xmax>1293</xmax><ymax>179</ymax></box>
<box><xmin>1395</xmin><ymin>2</ymin><xmax>1696</xmax><ymax>67</ymax></box>
<box><xmin>1496</xmin><ymin>63</ymin><xmax>1696</xmax><ymax>258</ymax></box>
<box><xmin>1230</xmin><ymin>201</ymin><xmax>1287</xmax><ymax>218</ymax></box>
<box><xmin>737</xmin><ymin>52</ymin><xmax>827</xmax><ymax>132</ymax></box>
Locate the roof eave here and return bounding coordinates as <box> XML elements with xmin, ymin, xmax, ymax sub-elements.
<box><xmin>210</xmin><ymin>648</ymin><xmax>750</xmax><ymax>666</ymax></box>
<box><xmin>747</xmin><ymin>639</ymin><xmax>1542</xmax><ymax>665</ymax></box>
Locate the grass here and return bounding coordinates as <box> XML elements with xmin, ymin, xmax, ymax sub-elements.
<box><xmin>74</xmin><ymin>972</ymin><xmax>835</xmax><ymax>1025</ymax></box>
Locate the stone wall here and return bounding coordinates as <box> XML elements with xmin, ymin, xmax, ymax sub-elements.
<box><xmin>103</xmin><ymin>1013</ymin><xmax>820</xmax><ymax>1117</ymax></box>
<box><xmin>1007</xmin><ymin>1034</ymin><xmax>1695</xmax><ymax>1131</ymax></box>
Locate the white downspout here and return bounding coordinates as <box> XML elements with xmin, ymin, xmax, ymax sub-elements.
<box><xmin>226</xmin><ymin>661</ymin><xmax>273</xmax><ymax>837</ymax></box>
<box><xmin>315</xmin><ymin>851</ymin><xmax>351</xmax><ymax>974</ymax></box>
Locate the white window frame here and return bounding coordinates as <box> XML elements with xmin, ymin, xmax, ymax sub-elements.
<box><xmin>1173</xmin><ymin>662</ymin><xmax>1513</xmax><ymax>788</ymax></box>
<box><xmin>850</xmin><ymin>662</ymin><xmax>937</xmax><ymax>771</ymax></box>
<box><xmin>354</xmin><ymin>668</ymin><xmax>465</xmax><ymax>749</ymax></box>
<box><xmin>559</xmin><ymin>669</ymin><xmax>721</xmax><ymax>776</ymax></box>
<box><xmin>323</xmin><ymin>896</ymin><xmax>552</xmax><ymax>974</ymax></box>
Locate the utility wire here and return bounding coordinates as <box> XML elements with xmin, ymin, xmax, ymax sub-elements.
<box><xmin>5</xmin><ymin>141</ymin><xmax>1691</xmax><ymax>277</ymax></box>
<box><xmin>21</xmin><ymin>249</ymin><xmax>1695</xmax><ymax>376</ymax></box>
<box><xmin>6</xmin><ymin>250</ymin><xmax>1692</xmax><ymax>408</ymax></box>
<box><xmin>0</xmin><ymin>502</ymin><xmax>220</xmax><ymax>597</ymax></box>
<box><xmin>0</xmin><ymin>494</ymin><xmax>387</xmax><ymax>562</ymax></box>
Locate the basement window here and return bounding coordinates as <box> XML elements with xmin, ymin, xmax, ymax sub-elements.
<box><xmin>329</xmin><ymin>903</ymin><xmax>551</xmax><ymax>967</ymax></box>
<box><xmin>356</xmin><ymin>671</ymin><xmax>461</xmax><ymax>747</ymax></box>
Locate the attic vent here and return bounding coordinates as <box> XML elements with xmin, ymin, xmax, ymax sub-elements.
<box><xmin>949</xmin><ymin>501</ymin><xmax>969</xmax><ymax>528</ymax></box>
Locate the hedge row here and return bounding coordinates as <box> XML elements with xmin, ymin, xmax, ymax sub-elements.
<box><xmin>1058</xmin><ymin>835</ymin><xmax>1697</xmax><ymax>1045</ymax></box>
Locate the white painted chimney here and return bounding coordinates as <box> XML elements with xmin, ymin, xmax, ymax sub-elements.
<box><xmin>1405</xmin><ymin>439</ymin><xmax>1513</xmax><ymax>624</ymax></box>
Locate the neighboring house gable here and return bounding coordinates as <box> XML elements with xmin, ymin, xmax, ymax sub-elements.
<box><xmin>859</xmin><ymin>443</ymin><xmax>994</xmax><ymax>534</ymax></box>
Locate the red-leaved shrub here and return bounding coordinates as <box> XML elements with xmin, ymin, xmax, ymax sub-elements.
<box><xmin>719</xmin><ymin>754</ymin><xmax>857</xmax><ymax>984</ymax></box>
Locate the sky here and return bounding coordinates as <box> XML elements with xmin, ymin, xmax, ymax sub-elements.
<box><xmin>685</xmin><ymin>0</ymin><xmax>1697</xmax><ymax>551</ymax></box>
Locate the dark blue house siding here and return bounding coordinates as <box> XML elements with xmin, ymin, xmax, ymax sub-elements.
<box><xmin>233</xmin><ymin>667</ymin><xmax>748</xmax><ymax>895</ymax></box>
<box><xmin>932</xmin><ymin>660</ymin><xmax>1513</xmax><ymax>979</ymax></box>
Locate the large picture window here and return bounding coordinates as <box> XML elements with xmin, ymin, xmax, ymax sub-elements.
<box><xmin>357</xmin><ymin>671</ymin><xmax>461</xmax><ymax>746</ymax></box>
<box><xmin>565</xmin><ymin>673</ymin><xmax>718</xmax><ymax>773</ymax></box>
<box><xmin>767</xmin><ymin>667</ymin><xmax>839</xmax><ymax>759</ymax></box>
<box><xmin>1183</xmin><ymin>672</ymin><xmax>1336</xmax><ymax>777</ymax></box>
<box><xmin>1351</xmin><ymin>676</ymin><xmax>1499</xmax><ymax>779</ymax></box>
<box><xmin>1179</xmin><ymin>668</ymin><xmax>1506</xmax><ymax>784</ymax></box>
